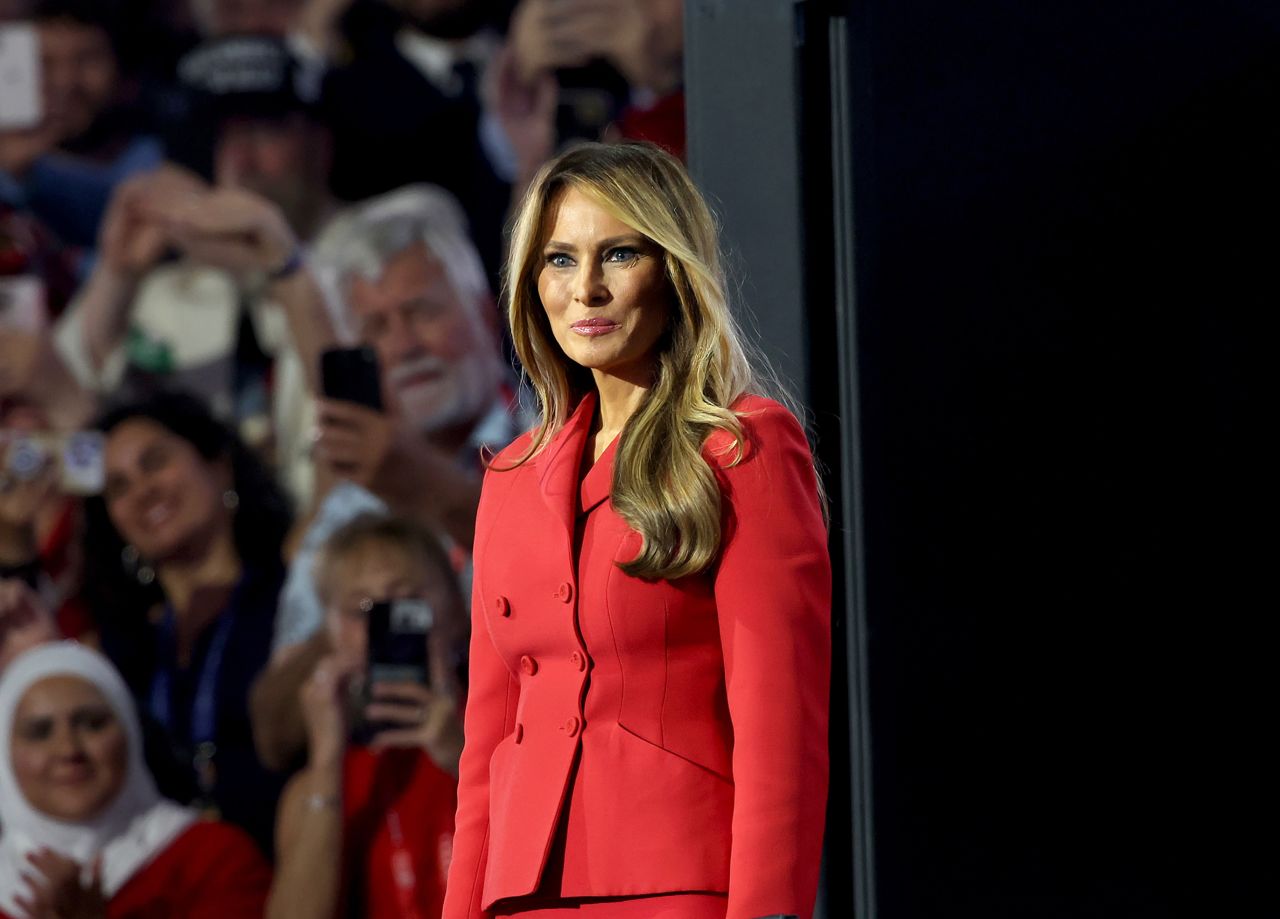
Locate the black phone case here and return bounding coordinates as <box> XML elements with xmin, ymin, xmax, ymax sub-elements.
<box><xmin>320</xmin><ymin>346</ymin><xmax>384</xmax><ymax>411</ymax></box>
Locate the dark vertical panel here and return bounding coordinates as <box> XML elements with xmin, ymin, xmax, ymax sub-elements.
<box><xmin>826</xmin><ymin>10</ymin><xmax>877</xmax><ymax>919</ymax></box>
<box><xmin>847</xmin><ymin>2</ymin><xmax>1273</xmax><ymax>916</ymax></box>
<box><xmin>691</xmin><ymin>1</ymin><xmax>1270</xmax><ymax>917</ymax></box>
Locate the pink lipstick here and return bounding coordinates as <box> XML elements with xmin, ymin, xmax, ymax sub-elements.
<box><xmin>570</xmin><ymin>318</ymin><xmax>620</xmax><ymax>336</ymax></box>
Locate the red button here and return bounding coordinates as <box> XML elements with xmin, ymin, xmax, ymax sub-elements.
<box><xmin>561</xmin><ymin>716</ymin><xmax>580</xmax><ymax>737</ymax></box>
<box><xmin>520</xmin><ymin>655</ymin><xmax>538</xmax><ymax>676</ymax></box>
<box><xmin>495</xmin><ymin>596</ymin><xmax>510</xmax><ymax>617</ymax></box>
<box><xmin>514</xmin><ymin>723</ymin><xmax>523</xmax><ymax>744</ymax></box>
<box><xmin>570</xmin><ymin>651</ymin><xmax>586</xmax><ymax>671</ymax></box>
<box><xmin>556</xmin><ymin>582</ymin><xmax>574</xmax><ymax>603</ymax></box>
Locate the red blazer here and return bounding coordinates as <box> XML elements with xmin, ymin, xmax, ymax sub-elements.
<box><xmin>443</xmin><ymin>393</ymin><xmax>831</xmax><ymax>919</ymax></box>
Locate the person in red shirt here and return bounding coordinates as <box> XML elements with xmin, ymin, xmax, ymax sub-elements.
<box><xmin>0</xmin><ymin>641</ymin><xmax>270</xmax><ymax>919</ymax></box>
<box><xmin>267</xmin><ymin>514</ymin><xmax>465</xmax><ymax>919</ymax></box>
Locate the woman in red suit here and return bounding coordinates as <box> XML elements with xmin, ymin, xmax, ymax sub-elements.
<box><xmin>0</xmin><ymin>643</ymin><xmax>270</xmax><ymax>919</ymax></box>
<box><xmin>444</xmin><ymin>142</ymin><xmax>831</xmax><ymax>919</ymax></box>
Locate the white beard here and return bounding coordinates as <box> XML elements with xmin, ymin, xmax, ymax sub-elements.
<box><xmin>391</xmin><ymin>352</ymin><xmax>497</xmax><ymax>435</ymax></box>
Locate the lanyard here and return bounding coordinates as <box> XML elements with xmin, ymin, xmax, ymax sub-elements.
<box><xmin>147</xmin><ymin>577</ymin><xmax>245</xmax><ymax>803</ymax></box>
<box><xmin>385</xmin><ymin>809</ymin><xmax>425</xmax><ymax>919</ymax></box>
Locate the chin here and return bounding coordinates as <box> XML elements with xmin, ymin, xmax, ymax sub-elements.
<box><xmin>42</xmin><ymin>792</ymin><xmax>113</xmax><ymax>823</ymax></box>
<box><xmin>402</xmin><ymin>372</ymin><xmax>492</xmax><ymax>433</ymax></box>
<box><xmin>134</xmin><ymin>526</ymin><xmax>201</xmax><ymax>567</ymax></box>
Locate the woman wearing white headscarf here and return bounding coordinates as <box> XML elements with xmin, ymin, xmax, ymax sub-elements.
<box><xmin>0</xmin><ymin>643</ymin><xmax>270</xmax><ymax>919</ymax></box>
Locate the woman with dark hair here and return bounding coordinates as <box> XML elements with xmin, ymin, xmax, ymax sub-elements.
<box><xmin>81</xmin><ymin>390</ymin><xmax>291</xmax><ymax>856</ymax></box>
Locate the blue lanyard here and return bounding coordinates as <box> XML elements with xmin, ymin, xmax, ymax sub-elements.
<box><xmin>147</xmin><ymin>577</ymin><xmax>244</xmax><ymax>748</ymax></box>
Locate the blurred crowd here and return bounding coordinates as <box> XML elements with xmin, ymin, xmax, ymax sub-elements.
<box><xmin>0</xmin><ymin>1</ymin><xmax>684</xmax><ymax>916</ymax></box>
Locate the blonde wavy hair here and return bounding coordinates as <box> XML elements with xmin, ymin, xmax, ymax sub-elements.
<box><xmin>502</xmin><ymin>142</ymin><xmax>779</xmax><ymax>581</ymax></box>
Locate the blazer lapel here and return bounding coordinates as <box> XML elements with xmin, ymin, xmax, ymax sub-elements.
<box><xmin>533</xmin><ymin>391</ymin><xmax>597</xmax><ymax>546</ymax></box>
<box><xmin>578</xmin><ymin>434</ymin><xmax>616</xmax><ymax>517</ymax></box>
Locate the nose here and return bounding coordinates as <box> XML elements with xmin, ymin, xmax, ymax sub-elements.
<box><xmin>384</xmin><ymin>309</ymin><xmax>427</xmax><ymax>367</ymax></box>
<box><xmin>51</xmin><ymin>723</ymin><xmax>85</xmax><ymax>760</ymax></box>
<box><xmin>572</xmin><ymin>261</ymin><xmax>610</xmax><ymax>308</ymax></box>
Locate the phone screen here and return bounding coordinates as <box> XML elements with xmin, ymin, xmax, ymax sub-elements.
<box><xmin>0</xmin><ymin>25</ymin><xmax>41</xmax><ymax>130</ymax></box>
<box><xmin>367</xmin><ymin>598</ymin><xmax>433</xmax><ymax>686</ymax></box>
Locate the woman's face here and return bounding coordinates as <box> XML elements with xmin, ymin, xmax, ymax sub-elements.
<box><xmin>536</xmin><ymin>187</ymin><xmax>671</xmax><ymax>386</ymax></box>
<box><xmin>10</xmin><ymin>676</ymin><xmax>128</xmax><ymax>823</ymax></box>
<box><xmin>102</xmin><ymin>418</ymin><xmax>228</xmax><ymax>563</ymax></box>
<box><xmin>324</xmin><ymin>542</ymin><xmax>458</xmax><ymax>690</ymax></box>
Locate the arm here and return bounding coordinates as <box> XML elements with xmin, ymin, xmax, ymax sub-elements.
<box><xmin>313</xmin><ymin>399</ymin><xmax>482</xmax><ymax>551</ymax></box>
<box><xmin>265</xmin><ymin>655</ymin><xmax>356</xmax><ymax>919</ymax></box>
<box><xmin>0</xmin><ymin>458</ymin><xmax>55</xmax><ymax>571</ymax></box>
<box><xmin>57</xmin><ymin>166</ymin><xmax>207</xmax><ymax>381</ymax></box>
<box><xmin>21</xmin><ymin>138</ymin><xmax>165</xmax><ymax>248</ymax></box>
<box><xmin>249</xmin><ymin>629</ymin><xmax>331</xmax><ymax>772</ymax></box>
<box><xmin>442</xmin><ymin>481</ymin><xmax>521</xmax><ymax>919</ymax></box>
<box><xmin>0</xmin><ymin>579</ymin><xmax>59</xmax><ymax>671</ymax></box>
<box><xmin>712</xmin><ymin>404</ymin><xmax>831</xmax><ymax>919</ymax></box>
<box><xmin>163</xmin><ymin>186</ymin><xmax>340</xmax><ymax>394</ymax></box>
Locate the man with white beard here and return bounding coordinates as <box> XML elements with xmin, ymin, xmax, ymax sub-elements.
<box><xmin>166</xmin><ymin>183</ymin><xmax>523</xmax><ymax>664</ymax></box>
<box><xmin>324</xmin><ymin>185</ymin><xmax>512</xmax><ymax>469</ymax></box>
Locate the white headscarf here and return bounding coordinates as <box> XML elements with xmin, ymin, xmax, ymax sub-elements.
<box><xmin>0</xmin><ymin>643</ymin><xmax>196</xmax><ymax>916</ymax></box>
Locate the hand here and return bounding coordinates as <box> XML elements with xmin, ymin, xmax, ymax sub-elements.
<box><xmin>0</xmin><ymin>121</ymin><xmax>59</xmax><ymax>177</ymax></box>
<box><xmin>12</xmin><ymin>850</ymin><xmax>105</xmax><ymax>919</ymax></box>
<box><xmin>163</xmin><ymin>187</ymin><xmax>299</xmax><ymax>277</ymax></box>
<box><xmin>312</xmin><ymin>398</ymin><xmax>398</xmax><ymax>492</ymax></box>
<box><xmin>510</xmin><ymin>0</ymin><xmax>679</xmax><ymax>94</ymax></box>
<box><xmin>0</xmin><ymin>579</ymin><xmax>58</xmax><ymax>672</ymax></box>
<box><xmin>0</xmin><ymin>330</ymin><xmax>44</xmax><ymax>400</ymax></box>
<box><xmin>509</xmin><ymin>0</ymin><xmax>613</xmax><ymax>81</ymax></box>
<box><xmin>485</xmin><ymin>38</ymin><xmax>558</xmax><ymax>179</ymax></box>
<box><xmin>365</xmin><ymin>680</ymin><xmax>464</xmax><ymax>774</ymax></box>
<box><xmin>296</xmin><ymin>0</ymin><xmax>357</xmax><ymax>56</ymax></box>
<box><xmin>98</xmin><ymin>166</ymin><xmax>207</xmax><ymax>278</ymax></box>
<box><xmin>300</xmin><ymin>653</ymin><xmax>361</xmax><ymax>768</ymax></box>
<box><xmin>0</xmin><ymin>437</ymin><xmax>57</xmax><ymax>537</ymax></box>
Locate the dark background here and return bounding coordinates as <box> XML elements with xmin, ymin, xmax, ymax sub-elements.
<box><xmin>778</xmin><ymin>2</ymin><xmax>1270</xmax><ymax>916</ymax></box>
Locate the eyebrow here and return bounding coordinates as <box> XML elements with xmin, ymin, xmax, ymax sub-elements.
<box><xmin>543</xmin><ymin>235</ymin><xmax>648</xmax><ymax>251</ymax></box>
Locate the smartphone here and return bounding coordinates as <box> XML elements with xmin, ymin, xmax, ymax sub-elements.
<box><xmin>350</xmin><ymin>598</ymin><xmax>433</xmax><ymax>745</ymax></box>
<box><xmin>368</xmin><ymin>598</ymin><xmax>433</xmax><ymax>686</ymax></box>
<box><xmin>0</xmin><ymin>24</ymin><xmax>41</xmax><ymax>130</ymax></box>
<box><xmin>1</xmin><ymin>431</ymin><xmax>105</xmax><ymax>495</ymax></box>
<box><xmin>320</xmin><ymin>346</ymin><xmax>384</xmax><ymax>412</ymax></box>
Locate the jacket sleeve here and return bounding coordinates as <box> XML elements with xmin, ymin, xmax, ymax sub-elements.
<box><xmin>443</xmin><ymin>472</ymin><xmax>522</xmax><ymax>919</ymax></box>
<box><xmin>712</xmin><ymin>403</ymin><xmax>832</xmax><ymax>919</ymax></box>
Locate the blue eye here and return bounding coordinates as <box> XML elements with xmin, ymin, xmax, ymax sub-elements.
<box><xmin>606</xmin><ymin>247</ymin><xmax>640</xmax><ymax>263</ymax></box>
<box><xmin>545</xmin><ymin>252</ymin><xmax>573</xmax><ymax>268</ymax></box>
